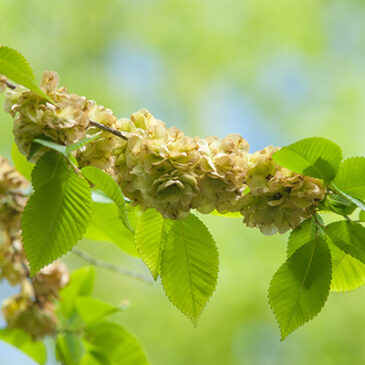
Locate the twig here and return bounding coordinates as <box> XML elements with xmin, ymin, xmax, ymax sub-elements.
<box><xmin>89</xmin><ymin>120</ymin><xmax>128</xmax><ymax>141</ymax></box>
<box><xmin>4</xmin><ymin>81</ymin><xmax>129</xmax><ymax>141</ymax></box>
<box><xmin>6</xmin><ymin>80</ymin><xmax>16</xmax><ymax>90</ymax></box>
<box><xmin>72</xmin><ymin>248</ymin><xmax>152</xmax><ymax>284</ymax></box>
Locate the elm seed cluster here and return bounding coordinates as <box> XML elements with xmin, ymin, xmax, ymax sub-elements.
<box><xmin>2</xmin><ymin>72</ymin><xmax>325</xmax><ymax>234</ymax></box>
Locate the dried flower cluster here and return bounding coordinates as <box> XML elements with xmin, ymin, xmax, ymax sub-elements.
<box><xmin>2</xmin><ymin>71</ymin><xmax>325</xmax><ymax>234</ymax></box>
<box><xmin>0</xmin><ymin>157</ymin><xmax>69</xmax><ymax>340</ymax></box>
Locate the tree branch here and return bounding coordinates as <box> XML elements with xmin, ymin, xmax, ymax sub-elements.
<box><xmin>89</xmin><ymin>120</ymin><xmax>128</xmax><ymax>141</ymax></box>
<box><xmin>5</xmin><ymin>80</ymin><xmax>16</xmax><ymax>90</ymax></box>
<box><xmin>72</xmin><ymin>248</ymin><xmax>153</xmax><ymax>284</ymax></box>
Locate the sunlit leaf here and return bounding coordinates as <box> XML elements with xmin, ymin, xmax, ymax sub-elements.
<box><xmin>56</xmin><ymin>334</ymin><xmax>83</xmax><ymax>365</ymax></box>
<box><xmin>85</xmin><ymin>202</ymin><xmax>138</xmax><ymax>257</ymax></box>
<box><xmin>0</xmin><ymin>328</ymin><xmax>47</xmax><ymax>365</ymax></box>
<box><xmin>273</xmin><ymin>137</ymin><xmax>342</xmax><ymax>181</ymax></box>
<box><xmin>11</xmin><ymin>142</ymin><xmax>34</xmax><ymax>181</ymax></box>
<box><xmin>82</xmin><ymin>166</ymin><xmax>132</xmax><ymax>232</ymax></box>
<box><xmin>161</xmin><ymin>214</ymin><xmax>219</xmax><ymax>325</ymax></box>
<box><xmin>84</xmin><ymin>322</ymin><xmax>149</xmax><ymax>365</ymax></box>
<box><xmin>135</xmin><ymin>209</ymin><xmax>172</xmax><ymax>280</ymax></box>
<box><xmin>75</xmin><ymin>297</ymin><xmax>120</xmax><ymax>323</ymax></box>
<box><xmin>329</xmin><ymin>243</ymin><xmax>365</xmax><ymax>292</ymax></box>
<box><xmin>22</xmin><ymin>154</ymin><xmax>92</xmax><ymax>275</ymax></box>
<box><xmin>59</xmin><ymin>266</ymin><xmax>95</xmax><ymax>318</ymax></box>
<box><xmin>325</xmin><ymin>221</ymin><xmax>365</xmax><ymax>264</ymax></box>
<box><xmin>0</xmin><ymin>45</ymin><xmax>52</xmax><ymax>102</ymax></box>
<box><xmin>333</xmin><ymin>157</ymin><xmax>365</xmax><ymax>201</ymax></box>
<box><xmin>269</xmin><ymin>237</ymin><xmax>331</xmax><ymax>340</ymax></box>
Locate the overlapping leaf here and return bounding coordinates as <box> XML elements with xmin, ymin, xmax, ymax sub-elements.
<box><xmin>269</xmin><ymin>237</ymin><xmax>331</xmax><ymax>340</ymax></box>
<box><xmin>81</xmin><ymin>166</ymin><xmax>132</xmax><ymax>232</ymax></box>
<box><xmin>0</xmin><ymin>328</ymin><xmax>47</xmax><ymax>365</ymax></box>
<box><xmin>11</xmin><ymin>143</ymin><xmax>34</xmax><ymax>181</ymax></box>
<box><xmin>273</xmin><ymin>137</ymin><xmax>342</xmax><ymax>181</ymax></box>
<box><xmin>0</xmin><ymin>46</ymin><xmax>51</xmax><ymax>101</ymax></box>
<box><xmin>84</xmin><ymin>322</ymin><xmax>149</xmax><ymax>365</ymax></box>
<box><xmin>325</xmin><ymin>221</ymin><xmax>365</xmax><ymax>264</ymax></box>
<box><xmin>333</xmin><ymin>157</ymin><xmax>365</xmax><ymax>201</ymax></box>
<box><xmin>135</xmin><ymin>209</ymin><xmax>172</xmax><ymax>280</ymax></box>
<box><xmin>85</xmin><ymin>202</ymin><xmax>138</xmax><ymax>257</ymax></box>
<box><xmin>329</xmin><ymin>243</ymin><xmax>365</xmax><ymax>292</ymax></box>
<box><xmin>160</xmin><ymin>214</ymin><xmax>219</xmax><ymax>325</ymax></box>
<box><xmin>22</xmin><ymin>154</ymin><xmax>92</xmax><ymax>275</ymax></box>
<box><xmin>287</xmin><ymin>217</ymin><xmax>317</xmax><ymax>257</ymax></box>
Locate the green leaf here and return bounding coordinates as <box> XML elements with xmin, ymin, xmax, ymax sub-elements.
<box><xmin>81</xmin><ymin>351</ymin><xmax>111</xmax><ymax>365</ymax></box>
<box><xmin>11</xmin><ymin>142</ymin><xmax>34</xmax><ymax>180</ymax></box>
<box><xmin>60</xmin><ymin>266</ymin><xmax>95</xmax><ymax>318</ymax></box>
<box><xmin>81</xmin><ymin>166</ymin><xmax>132</xmax><ymax>232</ymax></box>
<box><xmin>135</xmin><ymin>209</ymin><xmax>172</xmax><ymax>280</ymax></box>
<box><xmin>85</xmin><ymin>202</ymin><xmax>138</xmax><ymax>257</ymax></box>
<box><xmin>22</xmin><ymin>155</ymin><xmax>92</xmax><ymax>275</ymax></box>
<box><xmin>0</xmin><ymin>46</ymin><xmax>52</xmax><ymax>102</ymax></box>
<box><xmin>56</xmin><ymin>334</ymin><xmax>84</xmax><ymax>365</ymax></box>
<box><xmin>329</xmin><ymin>243</ymin><xmax>365</xmax><ymax>292</ymax></box>
<box><xmin>75</xmin><ymin>297</ymin><xmax>120</xmax><ymax>324</ymax></box>
<box><xmin>287</xmin><ymin>217</ymin><xmax>317</xmax><ymax>257</ymax></box>
<box><xmin>33</xmin><ymin>138</ymin><xmax>68</xmax><ymax>157</ymax></box>
<box><xmin>331</xmin><ymin>184</ymin><xmax>365</xmax><ymax>212</ymax></box>
<box><xmin>85</xmin><ymin>322</ymin><xmax>149</xmax><ymax>365</ymax></box>
<box><xmin>319</xmin><ymin>193</ymin><xmax>356</xmax><ymax>216</ymax></box>
<box><xmin>272</xmin><ymin>137</ymin><xmax>342</xmax><ymax>181</ymax></box>
<box><xmin>210</xmin><ymin>210</ymin><xmax>242</xmax><ymax>218</ymax></box>
<box><xmin>160</xmin><ymin>214</ymin><xmax>219</xmax><ymax>325</ymax></box>
<box><xmin>66</xmin><ymin>133</ymin><xmax>102</xmax><ymax>155</ymax></box>
<box><xmin>333</xmin><ymin>157</ymin><xmax>365</xmax><ymax>201</ymax></box>
<box><xmin>269</xmin><ymin>237</ymin><xmax>332</xmax><ymax>340</ymax></box>
<box><xmin>31</xmin><ymin>151</ymin><xmax>65</xmax><ymax>190</ymax></box>
<box><xmin>325</xmin><ymin>221</ymin><xmax>365</xmax><ymax>264</ymax></box>
<box><xmin>0</xmin><ymin>328</ymin><xmax>47</xmax><ymax>365</ymax></box>
<box><xmin>359</xmin><ymin>210</ymin><xmax>365</xmax><ymax>222</ymax></box>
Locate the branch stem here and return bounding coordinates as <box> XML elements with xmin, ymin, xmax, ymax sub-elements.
<box><xmin>72</xmin><ymin>248</ymin><xmax>152</xmax><ymax>284</ymax></box>
<box><xmin>89</xmin><ymin>120</ymin><xmax>128</xmax><ymax>141</ymax></box>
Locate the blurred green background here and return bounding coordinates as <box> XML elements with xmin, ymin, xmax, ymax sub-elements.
<box><xmin>1</xmin><ymin>0</ymin><xmax>365</xmax><ymax>364</ymax></box>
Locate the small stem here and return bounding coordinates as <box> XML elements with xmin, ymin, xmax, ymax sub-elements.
<box><xmin>5</xmin><ymin>80</ymin><xmax>16</xmax><ymax>90</ymax></box>
<box><xmin>89</xmin><ymin>120</ymin><xmax>128</xmax><ymax>141</ymax></box>
<box><xmin>72</xmin><ymin>248</ymin><xmax>152</xmax><ymax>284</ymax></box>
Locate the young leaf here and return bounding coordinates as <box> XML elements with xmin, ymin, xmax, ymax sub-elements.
<box><xmin>59</xmin><ymin>266</ymin><xmax>95</xmax><ymax>318</ymax></box>
<box><xmin>319</xmin><ymin>193</ymin><xmax>356</xmax><ymax>216</ymax></box>
<box><xmin>84</xmin><ymin>322</ymin><xmax>149</xmax><ymax>365</ymax></box>
<box><xmin>56</xmin><ymin>334</ymin><xmax>83</xmax><ymax>365</ymax></box>
<box><xmin>287</xmin><ymin>217</ymin><xmax>317</xmax><ymax>257</ymax></box>
<box><xmin>0</xmin><ymin>46</ymin><xmax>52</xmax><ymax>102</ymax></box>
<box><xmin>33</xmin><ymin>138</ymin><xmax>68</xmax><ymax>157</ymax></box>
<box><xmin>272</xmin><ymin>137</ymin><xmax>342</xmax><ymax>181</ymax></box>
<box><xmin>31</xmin><ymin>151</ymin><xmax>65</xmax><ymax>189</ymax></box>
<box><xmin>333</xmin><ymin>157</ymin><xmax>365</xmax><ymax>201</ymax></box>
<box><xmin>11</xmin><ymin>142</ymin><xmax>34</xmax><ymax>181</ymax></box>
<box><xmin>22</xmin><ymin>156</ymin><xmax>92</xmax><ymax>275</ymax></box>
<box><xmin>360</xmin><ymin>210</ymin><xmax>365</xmax><ymax>222</ymax></box>
<box><xmin>81</xmin><ymin>166</ymin><xmax>132</xmax><ymax>232</ymax></box>
<box><xmin>331</xmin><ymin>184</ymin><xmax>365</xmax><ymax>212</ymax></box>
<box><xmin>325</xmin><ymin>221</ymin><xmax>365</xmax><ymax>264</ymax></box>
<box><xmin>84</xmin><ymin>202</ymin><xmax>138</xmax><ymax>257</ymax></box>
<box><xmin>160</xmin><ymin>214</ymin><xmax>219</xmax><ymax>325</ymax></box>
<box><xmin>329</xmin><ymin>243</ymin><xmax>365</xmax><ymax>292</ymax></box>
<box><xmin>135</xmin><ymin>209</ymin><xmax>173</xmax><ymax>280</ymax></box>
<box><xmin>0</xmin><ymin>328</ymin><xmax>47</xmax><ymax>365</ymax></box>
<box><xmin>65</xmin><ymin>133</ymin><xmax>102</xmax><ymax>155</ymax></box>
<box><xmin>75</xmin><ymin>297</ymin><xmax>121</xmax><ymax>324</ymax></box>
<box><xmin>269</xmin><ymin>236</ymin><xmax>332</xmax><ymax>340</ymax></box>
